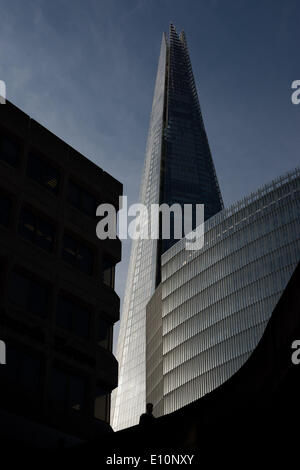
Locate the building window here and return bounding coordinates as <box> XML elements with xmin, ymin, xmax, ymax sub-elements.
<box><xmin>97</xmin><ymin>316</ymin><xmax>111</xmax><ymax>349</ymax></box>
<box><xmin>49</xmin><ymin>368</ymin><xmax>86</xmax><ymax>413</ymax></box>
<box><xmin>0</xmin><ymin>257</ymin><xmax>6</xmax><ymax>291</ymax></box>
<box><xmin>0</xmin><ymin>132</ymin><xmax>20</xmax><ymax>167</ymax></box>
<box><xmin>62</xmin><ymin>233</ymin><xmax>94</xmax><ymax>274</ymax></box>
<box><xmin>56</xmin><ymin>294</ymin><xmax>90</xmax><ymax>338</ymax></box>
<box><xmin>101</xmin><ymin>257</ymin><xmax>115</xmax><ymax>288</ymax></box>
<box><xmin>67</xmin><ymin>180</ymin><xmax>97</xmax><ymax>217</ymax></box>
<box><xmin>2</xmin><ymin>345</ymin><xmax>42</xmax><ymax>392</ymax></box>
<box><xmin>18</xmin><ymin>207</ymin><xmax>55</xmax><ymax>252</ymax></box>
<box><xmin>94</xmin><ymin>386</ymin><xmax>109</xmax><ymax>421</ymax></box>
<box><xmin>8</xmin><ymin>270</ymin><xmax>49</xmax><ymax>317</ymax></box>
<box><xmin>0</xmin><ymin>193</ymin><xmax>12</xmax><ymax>226</ymax></box>
<box><xmin>27</xmin><ymin>152</ymin><xmax>60</xmax><ymax>194</ymax></box>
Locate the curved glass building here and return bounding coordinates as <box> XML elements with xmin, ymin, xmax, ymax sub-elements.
<box><xmin>146</xmin><ymin>168</ymin><xmax>300</xmax><ymax>415</ymax></box>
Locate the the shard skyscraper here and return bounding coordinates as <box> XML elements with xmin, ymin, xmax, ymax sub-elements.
<box><xmin>112</xmin><ymin>24</ymin><xmax>223</xmax><ymax>430</ymax></box>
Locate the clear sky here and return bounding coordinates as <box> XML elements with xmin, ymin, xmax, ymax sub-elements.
<box><xmin>1</xmin><ymin>0</ymin><xmax>299</xmax><ymax>349</ymax></box>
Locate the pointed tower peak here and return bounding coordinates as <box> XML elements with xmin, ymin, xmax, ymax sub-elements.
<box><xmin>169</xmin><ymin>23</ymin><xmax>178</xmax><ymax>33</ymax></box>
<box><xmin>169</xmin><ymin>23</ymin><xmax>180</xmax><ymax>42</ymax></box>
<box><xmin>112</xmin><ymin>26</ymin><xmax>223</xmax><ymax>431</ymax></box>
<box><xmin>179</xmin><ymin>29</ymin><xmax>187</xmax><ymax>47</ymax></box>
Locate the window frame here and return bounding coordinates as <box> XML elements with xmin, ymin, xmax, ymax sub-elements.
<box><xmin>62</xmin><ymin>231</ymin><xmax>94</xmax><ymax>275</ymax></box>
<box><xmin>18</xmin><ymin>204</ymin><xmax>56</xmax><ymax>253</ymax></box>
<box><xmin>0</xmin><ymin>190</ymin><xmax>13</xmax><ymax>227</ymax></box>
<box><xmin>0</xmin><ymin>127</ymin><xmax>22</xmax><ymax>168</ymax></box>
<box><xmin>97</xmin><ymin>313</ymin><xmax>112</xmax><ymax>350</ymax></box>
<box><xmin>8</xmin><ymin>268</ymin><xmax>51</xmax><ymax>318</ymax></box>
<box><xmin>49</xmin><ymin>365</ymin><xmax>87</xmax><ymax>414</ymax></box>
<box><xmin>26</xmin><ymin>149</ymin><xmax>61</xmax><ymax>195</ymax></box>
<box><xmin>67</xmin><ymin>178</ymin><xmax>98</xmax><ymax>218</ymax></box>
<box><xmin>56</xmin><ymin>291</ymin><xmax>92</xmax><ymax>339</ymax></box>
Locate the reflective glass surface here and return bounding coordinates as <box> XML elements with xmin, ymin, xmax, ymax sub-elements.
<box><xmin>27</xmin><ymin>152</ymin><xmax>60</xmax><ymax>194</ymax></box>
<box><xmin>0</xmin><ymin>132</ymin><xmax>20</xmax><ymax>167</ymax></box>
<box><xmin>112</xmin><ymin>25</ymin><xmax>223</xmax><ymax>430</ymax></box>
<box><xmin>0</xmin><ymin>192</ymin><xmax>11</xmax><ymax>226</ymax></box>
<box><xmin>112</xmin><ymin>32</ymin><xmax>168</xmax><ymax>431</ymax></box>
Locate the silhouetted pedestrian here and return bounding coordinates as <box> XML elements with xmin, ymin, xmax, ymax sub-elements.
<box><xmin>139</xmin><ymin>403</ymin><xmax>155</xmax><ymax>426</ymax></box>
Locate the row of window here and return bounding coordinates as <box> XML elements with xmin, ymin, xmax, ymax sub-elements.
<box><xmin>1</xmin><ymin>193</ymin><xmax>116</xmax><ymax>284</ymax></box>
<box><xmin>0</xmin><ymin>196</ymin><xmax>94</xmax><ymax>273</ymax></box>
<box><xmin>0</xmin><ymin>344</ymin><xmax>109</xmax><ymax>421</ymax></box>
<box><xmin>0</xmin><ymin>131</ymin><xmax>98</xmax><ymax>218</ymax></box>
<box><xmin>8</xmin><ymin>269</ymin><xmax>111</xmax><ymax>346</ymax></box>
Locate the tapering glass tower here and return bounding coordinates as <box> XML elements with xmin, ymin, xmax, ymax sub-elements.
<box><xmin>112</xmin><ymin>24</ymin><xmax>223</xmax><ymax>430</ymax></box>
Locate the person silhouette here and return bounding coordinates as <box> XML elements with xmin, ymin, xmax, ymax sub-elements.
<box><xmin>139</xmin><ymin>403</ymin><xmax>155</xmax><ymax>426</ymax></box>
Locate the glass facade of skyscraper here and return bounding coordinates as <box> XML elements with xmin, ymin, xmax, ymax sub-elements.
<box><xmin>161</xmin><ymin>27</ymin><xmax>223</xmax><ymax>254</ymax></box>
<box><xmin>112</xmin><ymin>24</ymin><xmax>223</xmax><ymax>430</ymax></box>
<box><xmin>146</xmin><ymin>168</ymin><xmax>300</xmax><ymax>415</ymax></box>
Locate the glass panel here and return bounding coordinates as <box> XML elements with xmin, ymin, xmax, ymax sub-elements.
<box><xmin>50</xmin><ymin>368</ymin><xmax>68</xmax><ymax>409</ymax></box>
<box><xmin>19</xmin><ymin>208</ymin><xmax>36</xmax><ymax>243</ymax></box>
<box><xmin>63</xmin><ymin>234</ymin><xmax>94</xmax><ymax>274</ymax></box>
<box><xmin>102</xmin><ymin>258</ymin><xmax>115</xmax><ymax>288</ymax></box>
<box><xmin>94</xmin><ymin>386</ymin><xmax>108</xmax><ymax>421</ymax></box>
<box><xmin>2</xmin><ymin>345</ymin><xmax>41</xmax><ymax>394</ymax></box>
<box><xmin>36</xmin><ymin>217</ymin><xmax>54</xmax><ymax>252</ymax></box>
<box><xmin>69</xmin><ymin>375</ymin><xmax>85</xmax><ymax>412</ymax></box>
<box><xmin>0</xmin><ymin>134</ymin><xmax>20</xmax><ymax>166</ymax></box>
<box><xmin>81</xmin><ymin>189</ymin><xmax>96</xmax><ymax>217</ymax></box>
<box><xmin>8</xmin><ymin>271</ymin><xmax>49</xmax><ymax>317</ymax></box>
<box><xmin>0</xmin><ymin>193</ymin><xmax>11</xmax><ymax>226</ymax></box>
<box><xmin>56</xmin><ymin>296</ymin><xmax>73</xmax><ymax>330</ymax></box>
<box><xmin>28</xmin><ymin>279</ymin><xmax>48</xmax><ymax>317</ymax></box>
<box><xmin>19</xmin><ymin>207</ymin><xmax>55</xmax><ymax>252</ymax></box>
<box><xmin>98</xmin><ymin>317</ymin><xmax>110</xmax><ymax>348</ymax></box>
<box><xmin>8</xmin><ymin>271</ymin><xmax>30</xmax><ymax>309</ymax></box>
<box><xmin>75</xmin><ymin>305</ymin><xmax>90</xmax><ymax>338</ymax></box>
<box><xmin>56</xmin><ymin>294</ymin><xmax>90</xmax><ymax>338</ymax></box>
<box><xmin>20</xmin><ymin>354</ymin><xmax>41</xmax><ymax>391</ymax></box>
<box><xmin>67</xmin><ymin>180</ymin><xmax>81</xmax><ymax>208</ymax></box>
<box><xmin>3</xmin><ymin>346</ymin><xmax>20</xmax><ymax>382</ymax></box>
<box><xmin>67</xmin><ymin>180</ymin><xmax>96</xmax><ymax>217</ymax></box>
<box><xmin>78</xmin><ymin>243</ymin><xmax>93</xmax><ymax>274</ymax></box>
<box><xmin>27</xmin><ymin>152</ymin><xmax>60</xmax><ymax>194</ymax></box>
<box><xmin>62</xmin><ymin>234</ymin><xmax>78</xmax><ymax>266</ymax></box>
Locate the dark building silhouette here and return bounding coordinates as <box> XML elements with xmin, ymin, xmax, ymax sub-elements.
<box><xmin>70</xmin><ymin>260</ymin><xmax>300</xmax><ymax>466</ymax></box>
<box><xmin>0</xmin><ymin>101</ymin><xmax>122</xmax><ymax>446</ymax></box>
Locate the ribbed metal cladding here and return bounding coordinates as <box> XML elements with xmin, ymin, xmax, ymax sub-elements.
<box><xmin>151</xmin><ymin>168</ymin><xmax>300</xmax><ymax>415</ymax></box>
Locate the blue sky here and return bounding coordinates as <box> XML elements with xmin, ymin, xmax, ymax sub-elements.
<box><xmin>1</xmin><ymin>0</ymin><xmax>299</xmax><ymax>348</ymax></box>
